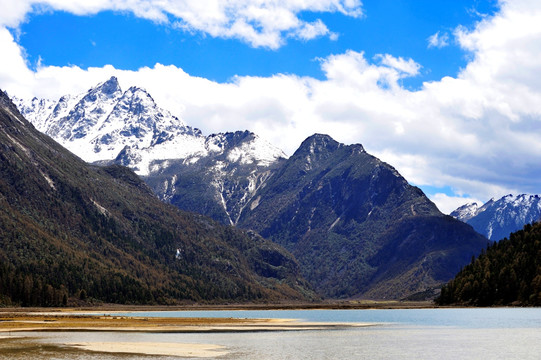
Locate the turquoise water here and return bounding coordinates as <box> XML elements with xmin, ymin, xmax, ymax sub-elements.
<box><xmin>106</xmin><ymin>307</ymin><xmax>541</xmax><ymax>328</ymax></box>
<box><xmin>2</xmin><ymin>308</ymin><xmax>541</xmax><ymax>359</ymax></box>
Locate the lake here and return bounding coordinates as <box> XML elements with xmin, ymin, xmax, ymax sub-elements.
<box><xmin>2</xmin><ymin>308</ymin><xmax>540</xmax><ymax>359</ymax></box>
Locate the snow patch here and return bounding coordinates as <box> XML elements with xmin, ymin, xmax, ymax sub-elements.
<box><xmin>91</xmin><ymin>198</ymin><xmax>109</xmax><ymax>216</ymax></box>
<box><xmin>250</xmin><ymin>196</ymin><xmax>261</xmax><ymax>210</ymax></box>
<box><xmin>329</xmin><ymin>216</ymin><xmax>341</xmax><ymax>231</ymax></box>
<box><xmin>40</xmin><ymin>171</ymin><xmax>56</xmax><ymax>190</ymax></box>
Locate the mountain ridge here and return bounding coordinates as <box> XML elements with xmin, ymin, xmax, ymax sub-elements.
<box><xmin>13</xmin><ymin>79</ymin><xmax>490</xmax><ymax>300</ymax></box>
<box><xmin>237</xmin><ymin>133</ymin><xmax>488</xmax><ymax>299</ymax></box>
<box><xmin>13</xmin><ymin>77</ymin><xmax>286</xmax><ymax>225</ymax></box>
<box><xmin>451</xmin><ymin>194</ymin><xmax>541</xmax><ymax>241</ymax></box>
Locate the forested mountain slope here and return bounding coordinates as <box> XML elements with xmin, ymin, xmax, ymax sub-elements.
<box><xmin>0</xmin><ymin>89</ymin><xmax>312</xmax><ymax>306</ymax></box>
<box><xmin>436</xmin><ymin>222</ymin><xmax>541</xmax><ymax>306</ymax></box>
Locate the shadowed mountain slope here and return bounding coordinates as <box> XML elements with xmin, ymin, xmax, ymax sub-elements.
<box><xmin>237</xmin><ymin>134</ymin><xmax>489</xmax><ymax>299</ymax></box>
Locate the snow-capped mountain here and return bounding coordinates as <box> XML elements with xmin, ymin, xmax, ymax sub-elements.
<box><xmin>12</xmin><ymin>77</ymin><xmax>200</xmax><ymax>171</ymax></box>
<box><xmin>12</xmin><ymin>76</ymin><xmax>286</xmax><ymax>224</ymax></box>
<box><xmin>144</xmin><ymin>130</ymin><xmax>285</xmax><ymax>225</ymax></box>
<box><xmin>10</xmin><ymin>82</ymin><xmax>490</xmax><ymax>300</ymax></box>
<box><xmin>451</xmin><ymin>194</ymin><xmax>541</xmax><ymax>240</ymax></box>
<box><xmin>451</xmin><ymin>202</ymin><xmax>480</xmax><ymax>222</ymax></box>
<box><xmin>13</xmin><ymin>96</ymin><xmax>57</xmax><ymax>128</ymax></box>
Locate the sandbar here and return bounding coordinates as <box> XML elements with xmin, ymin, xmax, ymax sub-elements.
<box><xmin>0</xmin><ymin>313</ymin><xmax>370</xmax><ymax>333</ymax></box>
<box><xmin>68</xmin><ymin>341</ymin><xmax>228</xmax><ymax>358</ymax></box>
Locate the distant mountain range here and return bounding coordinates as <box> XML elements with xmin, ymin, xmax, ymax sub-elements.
<box><xmin>13</xmin><ymin>78</ymin><xmax>489</xmax><ymax>300</ymax></box>
<box><xmin>451</xmin><ymin>194</ymin><xmax>541</xmax><ymax>241</ymax></box>
<box><xmin>0</xmin><ymin>89</ymin><xmax>311</xmax><ymax>306</ymax></box>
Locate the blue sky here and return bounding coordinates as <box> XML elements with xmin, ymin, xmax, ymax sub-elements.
<box><xmin>17</xmin><ymin>1</ymin><xmax>498</xmax><ymax>86</ymax></box>
<box><xmin>1</xmin><ymin>0</ymin><xmax>541</xmax><ymax>213</ymax></box>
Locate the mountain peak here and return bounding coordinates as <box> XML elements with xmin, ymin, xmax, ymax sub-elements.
<box><xmin>295</xmin><ymin>133</ymin><xmax>340</xmax><ymax>156</ymax></box>
<box><xmin>293</xmin><ymin>134</ymin><xmax>366</xmax><ymax>170</ymax></box>
<box><xmin>305</xmin><ymin>133</ymin><xmax>338</xmax><ymax>145</ymax></box>
<box><xmin>98</xmin><ymin>76</ymin><xmax>122</xmax><ymax>96</ymax></box>
<box><xmin>450</xmin><ymin>202</ymin><xmax>480</xmax><ymax>222</ymax></box>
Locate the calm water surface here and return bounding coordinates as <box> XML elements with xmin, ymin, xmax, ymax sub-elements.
<box><xmin>2</xmin><ymin>308</ymin><xmax>540</xmax><ymax>359</ymax></box>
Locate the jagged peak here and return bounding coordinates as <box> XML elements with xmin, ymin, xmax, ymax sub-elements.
<box><xmin>83</xmin><ymin>76</ymin><xmax>122</xmax><ymax>101</ymax></box>
<box><xmin>305</xmin><ymin>133</ymin><xmax>338</xmax><ymax>145</ymax></box>
<box><xmin>117</xmin><ymin>86</ymin><xmax>169</xmax><ymax>117</ymax></box>
<box><xmin>450</xmin><ymin>202</ymin><xmax>480</xmax><ymax>222</ymax></box>
<box><xmin>296</xmin><ymin>134</ymin><xmax>339</xmax><ymax>155</ymax></box>
<box><xmin>294</xmin><ymin>134</ymin><xmax>366</xmax><ymax>159</ymax></box>
<box><xmin>98</xmin><ymin>76</ymin><xmax>122</xmax><ymax>95</ymax></box>
<box><xmin>455</xmin><ymin>202</ymin><xmax>480</xmax><ymax>209</ymax></box>
<box><xmin>126</xmin><ymin>85</ymin><xmax>149</xmax><ymax>95</ymax></box>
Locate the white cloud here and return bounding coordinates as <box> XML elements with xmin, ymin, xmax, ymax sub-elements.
<box><xmin>291</xmin><ymin>19</ymin><xmax>331</xmax><ymax>41</ymax></box>
<box><xmin>375</xmin><ymin>54</ymin><xmax>421</xmax><ymax>77</ymax></box>
<box><xmin>2</xmin><ymin>0</ymin><xmax>541</xmax><ymax>214</ymax></box>
<box><xmin>0</xmin><ymin>27</ymin><xmax>35</xmax><ymax>98</ymax></box>
<box><xmin>427</xmin><ymin>31</ymin><xmax>450</xmax><ymax>48</ymax></box>
<box><xmin>428</xmin><ymin>193</ymin><xmax>483</xmax><ymax>215</ymax></box>
<box><xmin>0</xmin><ymin>0</ymin><xmax>364</xmax><ymax>49</ymax></box>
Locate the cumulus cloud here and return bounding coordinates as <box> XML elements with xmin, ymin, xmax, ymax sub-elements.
<box><xmin>0</xmin><ymin>0</ymin><xmax>363</xmax><ymax>49</ymax></box>
<box><xmin>2</xmin><ymin>0</ymin><xmax>541</xmax><ymax>213</ymax></box>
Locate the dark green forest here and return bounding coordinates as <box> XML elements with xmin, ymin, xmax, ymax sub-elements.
<box><xmin>436</xmin><ymin>222</ymin><xmax>541</xmax><ymax>306</ymax></box>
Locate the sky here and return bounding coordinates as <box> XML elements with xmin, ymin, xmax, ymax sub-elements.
<box><xmin>0</xmin><ymin>0</ymin><xmax>540</xmax><ymax>214</ymax></box>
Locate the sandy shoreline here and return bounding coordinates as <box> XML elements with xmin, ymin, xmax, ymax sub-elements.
<box><xmin>0</xmin><ymin>312</ymin><xmax>370</xmax><ymax>333</ymax></box>
<box><xmin>0</xmin><ymin>311</ymin><xmax>371</xmax><ymax>357</ymax></box>
<box><xmin>68</xmin><ymin>341</ymin><xmax>229</xmax><ymax>358</ymax></box>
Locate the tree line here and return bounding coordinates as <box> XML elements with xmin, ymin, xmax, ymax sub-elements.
<box><xmin>436</xmin><ymin>222</ymin><xmax>541</xmax><ymax>306</ymax></box>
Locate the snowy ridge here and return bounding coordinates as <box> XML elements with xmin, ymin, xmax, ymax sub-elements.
<box><xmin>12</xmin><ymin>76</ymin><xmax>286</xmax><ymax>221</ymax></box>
<box><xmin>452</xmin><ymin>194</ymin><xmax>541</xmax><ymax>240</ymax></box>
<box><xmin>13</xmin><ymin>77</ymin><xmax>197</xmax><ymax>169</ymax></box>
<box><xmin>148</xmin><ymin>131</ymin><xmax>285</xmax><ymax>225</ymax></box>
<box><xmin>13</xmin><ymin>76</ymin><xmax>285</xmax><ymax>174</ymax></box>
<box><xmin>12</xmin><ymin>96</ymin><xmax>57</xmax><ymax>130</ymax></box>
<box><xmin>450</xmin><ymin>202</ymin><xmax>480</xmax><ymax>222</ymax></box>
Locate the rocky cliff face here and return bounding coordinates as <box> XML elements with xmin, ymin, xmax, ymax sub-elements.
<box><xmin>237</xmin><ymin>134</ymin><xmax>488</xmax><ymax>299</ymax></box>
